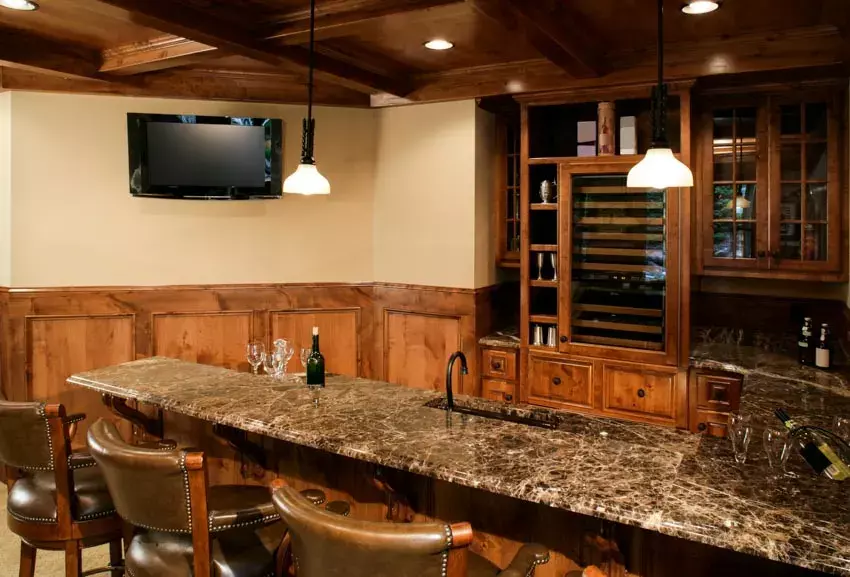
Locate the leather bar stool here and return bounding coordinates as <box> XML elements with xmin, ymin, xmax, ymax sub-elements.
<box><xmin>0</xmin><ymin>400</ymin><xmax>123</xmax><ymax>577</ymax></box>
<box><xmin>87</xmin><ymin>419</ymin><xmax>286</xmax><ymax>577</ymax></box>
<box><xmin>271</xmin><ymin>483</ymin><xmax>550</xmax><ymax>577</ymax></box>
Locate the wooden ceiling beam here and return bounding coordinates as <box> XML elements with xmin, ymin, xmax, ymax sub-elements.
<box><xmin>95</xmin><ymin>0</ymin><xmax>413</xmax><ymax>96</ymax></box>
<box><xmin>0</xmin><ymin>26</ymin><xmax>103</xmax><ymax>80</ymax></box>
<box><xmin>100</xmin><ymin>36</ymin><xmax>217</xmax><ymax>76</ymax></box>
<box><xmin>468</xmin><ymin>0</ymin><xmax>602</xmax><ymax>79</ymax></box>
<box><xmin>378</xmin><ymin>25</ymin><xmax>844</xmax><ymax>105</ymax></box>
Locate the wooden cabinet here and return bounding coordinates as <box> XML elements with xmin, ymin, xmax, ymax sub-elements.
<box><xmin>482</xmin><ymin>379</ymin><xmax>517</xmax><ymax>403</ymax></box>
<box><xmin>495</xmin><ymin>111</ymin><xmax>522</xmax><ymax>268</ymax></box>
<box><xmin>479</xmin><ymin>347</ymin><xmax>518</xmax><ymax>404</ymax></box>
<box><xmin>602</xmin><ymin>364</ymin><xmax>677</xmax><ymax>424</ymax></box>
<box><xmin>688</xmin><ymin>369</ymin><xmax>743</xmax><ymax>437</ymax></box>
<box><xmin>696</xmin><ymin>87</ymin><xmax>846</xmax><ymax>281</ymax></box>
<box><xmin>527</xmin><ymin>354</ymin><xmax>594</xmax><ymax>410</ymax></box>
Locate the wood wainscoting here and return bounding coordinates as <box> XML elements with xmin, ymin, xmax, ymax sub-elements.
<box><xmin>0</xmin><ymin>283</ymin><xmax>495</xmax><ymax>436</ymax></box>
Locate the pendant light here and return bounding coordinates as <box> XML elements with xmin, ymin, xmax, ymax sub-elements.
<box><xmin>283</xmin><ymin>0</ymin><xmax>330</xmax><ymax>195</ymax></box>
<box><xmin>627</xmin><ymin>0</ymin><xmax>694</xmax><ymax>189</ymax></box>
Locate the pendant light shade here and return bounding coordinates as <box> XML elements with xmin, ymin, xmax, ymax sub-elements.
<box><xmin>283</xmin><ymin>0</ymin><xmax>330</xmax><ymax>196</ymax></box>
<box><xmin>283</xmin><ymin>163</ymin><xmax>330</xmax><ymax>195</ymax></box>
<box><xmin>627</xmin><ymin>0</ymin><xmax>694</xmax><ymax>189</ymax></box>
<box><xmin>627</xmin><ymin>148</ymin><xmax>694</xmax><ymax>189</ymax></box>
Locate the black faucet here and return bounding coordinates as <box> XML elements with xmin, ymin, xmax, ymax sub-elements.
<box><xmin>445</xmin><ymin>351</ymin><xmax>468</xmax><ymax>411</ymax></box>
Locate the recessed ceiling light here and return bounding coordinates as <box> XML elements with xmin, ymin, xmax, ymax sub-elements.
<box><xmin>0</xmin><ymin>0</ymin><xmax>39</xmax><ymax>10</ymax></box>
<box><xmin>424</xmin><ymin>39</ymin><xmax>453</xmax><ymax>51</ymax></box>
<box><xmin>682</xmin><ymin>0</ymin><xmax>719</xmax><ymax>14</ymax></box>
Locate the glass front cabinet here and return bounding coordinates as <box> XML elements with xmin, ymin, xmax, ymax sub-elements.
<box><xmin>697</xmin><ymin>89</ymin><xmax>845</xmax><ymax>280</ymax></box>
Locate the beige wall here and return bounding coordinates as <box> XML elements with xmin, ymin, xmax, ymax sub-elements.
<box><xmin>0</xmin><ymin>92</ymin><xmax>10</xmax><ymax>287</ymax></box>
<box><xmin>7</xmin><ymin>92</ymin><xmax>378</xmax><ymax>287</ymax></box>
<box><xmin>373</xmin><ymin>100</ymin><xmax>495</xmax><ymax>289</ymax></box>
<box><xmin>474</xmin><ymin>106</ymin><xmax>497</xmax><ymax>288</ymax></box>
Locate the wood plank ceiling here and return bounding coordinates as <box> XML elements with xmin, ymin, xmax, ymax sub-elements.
<box><xmin>0</xmin><ymin>0</ymin><xmax>847</xmax><ymax>106</ymax></box>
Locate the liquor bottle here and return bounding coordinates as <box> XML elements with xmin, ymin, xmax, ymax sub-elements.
<box><xmin>816</xmin><ymin>323</ymin><xmax>832</xmax><ymax>370</ymax></box>
<box><xmin>798</xmin><ymin>317</ymin><xmax>814</xmax><ymax>365</ymax></box>
<box><xmin>775</xmin><ymin>409</ymin><xmax>849</xmax><ymax>481</ymax></box>
<box><xmin>306</xmin><ymin>326</ymin><xmax>325</xmax><ymax>388</ymax></box>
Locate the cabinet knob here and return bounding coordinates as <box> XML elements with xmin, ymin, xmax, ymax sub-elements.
<box><xmin>560</xmin><ymin>336</ymin><xmax>567</xmax><ymax>343</ymax></box>
<box><xmin>757</xmin><ymin>251</ymin><xmax>766</xmax><ymax>258</ymax></box>
<box><xmin>698</xmin><ymin>423</ymin><xmax>707</xmax><ymax>432</ymax></box>
<box><xmin>504</xmin><ymin>393</ymin><xmax>513</xmax><ymax>402</ymax></box>
<box><xmin>553</xmin><ymin>377</ymin><xmax>562</xmax><ymax>386</ymax></box>
<box><xmin>492</xmin><ymin>360</ymin><xmax>502</xmax><ymax>371</ymax></box>
<box><xmin>637</xmin><ymin>388</ymin><xmax>646</xmax><ymax>398</ymax></box>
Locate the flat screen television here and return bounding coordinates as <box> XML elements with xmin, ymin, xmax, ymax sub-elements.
<box><xmin>127</xmin><ymin>113</ymin><xmax>284</xmax><ymax>199</ymax></box>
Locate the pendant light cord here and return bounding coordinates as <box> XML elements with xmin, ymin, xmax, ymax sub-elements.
<box><xmin>300</xmin><ymin>0</ymin><xmax>317</xmax><ymax>164</ymax></box>
<box><xmin>651</xmin><ymin>0</ymin><xmax>669</xmax><ymax>148</ymax></box>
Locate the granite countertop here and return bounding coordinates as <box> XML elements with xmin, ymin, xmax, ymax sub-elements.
<box><xmin>70</xmin><ymin>357</ymin><xmax>850</xmax><ymax>575</ymax></box>
<box><xmin>478</xmin><ymin>328</ymin><xmax>520</xmax><ymax>349</ymax></box>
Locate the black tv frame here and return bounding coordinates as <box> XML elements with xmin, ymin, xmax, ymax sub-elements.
<box><xmin>127</xmin><ymin>113</ymin><xmax>284</xmax><ymax>200</ymax></box>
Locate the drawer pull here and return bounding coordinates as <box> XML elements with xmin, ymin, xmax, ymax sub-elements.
<box><xmin>491</xmin><ymin>360</ymin><xmax>503</xmax><ymax>371</ymax></box>
<box><xmin>504</xmin><ymin>393</ymin><xmax>513</xmax><ymax>402</ymax></box>
<box><xmin>553</xmin><ymin>377</ymin><xmax>562</xmax><ymax>386</ymax></box>
<box><xmin>637</xmin><ymin>388</ymin><xmax>646</xmax><ymax>398</ymax></box>
<box><xmin>560</xmin><ymin>336</ymin><xmax>567</xmax><ymax>343</ymax></box>
<box><xmin>698</xmin><ymin>423</ymin><xmax>707</xmax><ymax>432</ymax></box>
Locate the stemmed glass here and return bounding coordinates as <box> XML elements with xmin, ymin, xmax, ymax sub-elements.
<box><xmin>246</xmin><ymin>341</ymin><xmax>266</xmax><ymax>375</ymax></box>
<box><xmin>763</xmin><ymin>427</ymin><xmax>791</xmax><ymax>479</ymax></box>
<box><xmin>273</xmin><ymin>339</ymin><xmax>295</xmax><ymax>381</ymax></box>
<box><xmin>300</xmin><ymin>348</ymin><xmax>311</xmax><ymax>374</ymax></box>
<box><xmin>263</xmin><ymin>349</ymin><xmax>284</xmax><ymax>379</ymax></box>
<box><xmin>728</xmin><ymin>412</ymin><xmax>752</xmax><ymax>465</ymax></box>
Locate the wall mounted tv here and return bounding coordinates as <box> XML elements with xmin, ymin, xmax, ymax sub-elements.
<box><xmin>127</xmin><ymin>114</ymin><xmax>284</xmax><ymax>199</ymax></box>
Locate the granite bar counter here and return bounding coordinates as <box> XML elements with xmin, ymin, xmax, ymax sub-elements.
<box><xmin>69</xmin><ymin>357</ymin><xmax>849</xmax><ymax>575</ymax></box>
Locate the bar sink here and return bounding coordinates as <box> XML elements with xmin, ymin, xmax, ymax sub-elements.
<box><xmin>424</xmin><ymin>398</ymin><xmax>559</xmax><ymax>430</ymax></box>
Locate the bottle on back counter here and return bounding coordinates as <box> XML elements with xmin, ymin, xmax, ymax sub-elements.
<box><xmin>306</xmin><ymin>326</ymin><xmax>326</xmax><ymax>388</ymax></box>
<box><xmin>775</xmin><ymin>408</ymin><xmax>849</xmax><ymax>481</ymax></box>
<box><xmin>816</xmin><ymin>323</ymin><xmax>832</xmax><ymax>370</ymax></box>
<box><xmin>798</xmin><ymin>317</ymin><xmax>814</xmax><ymax>365</ymax></box>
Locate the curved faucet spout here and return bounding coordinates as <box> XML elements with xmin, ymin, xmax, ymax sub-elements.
<box><xmin>445</xmin><ymin>351</ymin><xmax>468</xmax><ymax>412</ymax></box>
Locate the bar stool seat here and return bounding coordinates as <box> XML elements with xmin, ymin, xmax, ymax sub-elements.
<box><xmin>125</xmin><ymin>522</ymin><xmax>286</xmax><ymax>577</ymax></box>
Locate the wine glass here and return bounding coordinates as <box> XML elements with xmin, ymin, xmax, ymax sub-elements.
<box><xmin>263</xmin><ymin>350</ymin><xmax>282</xmax><ymax>378</ymax></box>
<box><xmin>300</xmin><ymin>348</ymin><xmax>311</xmax><ymax>373</ymax></box>
<box><xmin>763</xmin><ymin>427</ymin><xmax>790</xmax><ymax>479</ymax></box>
<box><xmin>246</xmin><ymin>341</ymin><xmax>266</xmax><ymax>375</ymax></box>
<box><xmin>280</xmin><ymin>340</ymin><xmax>295</xmax><ymax>380</ymax></box>
<box><xmin>728</xmin><ymin>412</ymin><xmax>752</xmax><ymax>465</ymax></box>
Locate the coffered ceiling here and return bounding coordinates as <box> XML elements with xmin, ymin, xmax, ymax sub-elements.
<box><xmin>0</xmin><ymin>0</ymin><xmax>847</xmax><ymax>107</ymax></box>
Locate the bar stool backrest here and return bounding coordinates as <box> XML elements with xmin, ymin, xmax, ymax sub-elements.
<box><xmin>0</xmin><ymin>400</ymin><xmax>54</xmax><ymax>471</ymax></box>
<box><xmin>87</xmin><ymin>419</ymin><xmax>192</xmax><ymax>533</ymax></box>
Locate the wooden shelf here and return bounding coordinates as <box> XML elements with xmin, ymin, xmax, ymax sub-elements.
<box><xmin>528</xmin><ymin>155</ymin><xmax>644</xmax><ymax>165</ymax></box>
<box><xmin>529</xmin><ymin>280</ymin><xmax>559</xmax><ymax>288</ymax></box>
<box><xmin>573</xmin><ymin>334</ymin><xmax>663</xmax><ymax>351</ymax></box>
<box><xmin>530</xmin><ymin>244</ymin><xmax>558</xmax><ymax>252</ymax></box>
<box><xmin>577</xmin><ymin>216</ymin><xmax>664</xmax><ymax>226</ymax></box>
<box><xmin>574</xmin><ymin>247</ymin><xmax>663</xmax><ymax>258</ymax></box>
<box><xmin>575</xmin><ymin>232</ymin><xmax>664</xmax><ymax>241</ymax></box>
<box><xmin>529</xmin><ymin>315</ymin><xmax>558</xmax><ymax>324</ymax></box>
<box><xmin>574</xmin><ymin>263</ymin><xmax>659</xmax><ymax>273</ymax></box>
<box><xmin>530</xmin><ymin>204</ymin><xmax>558</xmax><ymax>211</ymax></box>
<box><xmin>573</xmin><ymin>319</ymin><xmax>662</xmax><ymax>334</ymax></box>
<box><xmin>575</xmin><ymin>185</ymin><xmax>653</xmax><ymax>194</ymax></box>
<box><xmin>575</xmin><ymin>202</ymin><xmax>663</xmax><ymax>209</ymax></box>
<box><xmin>573</xmin><ymin>304</ymin><xmax>663</xmax><ymax>317</ymax></box>
<box><xmin>498</xmin><ymin>260</ymin><xmax>521</xmax><ymax>269</ymax></box>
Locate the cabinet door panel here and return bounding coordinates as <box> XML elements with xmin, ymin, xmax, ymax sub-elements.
<box><xmin>482</xmin><ymin>348</ymin><xmax>517</xmax><ymax>381</ymax></box>
<box><xmin>482</xmin><ymin>379</ymin><xmax>517</xmax><ymax>404</ymax></box>
<box><xmin>528</xmin><ymin>355</ymin><xmax>594</xmax><ymax>410</ymax></box>
<box><xmin>603</xmin><ymin>364</ymin><xmax>676</xmax><ymax>422</ymax></box>
<box><xmin>769</xmin><ymin>94</ymin><xmax>842</xmax><ymax>274</ymax></box>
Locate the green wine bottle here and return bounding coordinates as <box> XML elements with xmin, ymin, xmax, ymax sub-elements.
<box><xmin>306</xmin><ymin>326</ymin><xmax>325</xmax><ymax>388</ymax></box>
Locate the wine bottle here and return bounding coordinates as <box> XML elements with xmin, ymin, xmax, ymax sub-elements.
<box><xmin>306</xmin><ymin>326</ymin><xmax>325</xmax><ymax>388</ymax></box>
<box><xmin>798</xmin><ymin>317</ymin><xmax>814</xmax><ymax>365</ymax></box>
<box><xmin>775</xmin><ymin>409</ymin><xmax>849</xmax><ymax>480</ymax></box>
<box><xmin>815</xmin><ymin>323</ymin><xmax>832</xmax><ymax>370</ymax></box>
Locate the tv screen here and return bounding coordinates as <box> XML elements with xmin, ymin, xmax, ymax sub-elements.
<box><xmin>127</xmin><ymin>114</ymin><xmax>283</xmax><ymax>199</ymax></box>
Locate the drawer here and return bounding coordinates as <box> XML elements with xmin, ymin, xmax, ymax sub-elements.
<box><xmin>528</xmin><ymin>355</ymin><xmax>593</xmax><ymax>409</ymax></box>
<box><xmin>482</xmin><ymin>379</ymin><xmax>517</xmax><ymax>404</ymax></box>
<box><xmin>695</xmin><ymin>373</ymin><xmax>741</xmax><ymax>411</ymax></box>
<box><xmin>603</xmin><ymin>364</ymin><xmax>676</xmax><ymax>421</ymax></box>
<box><xmin>482</xmin><ymin>348</ymin><xmax>518</xmax><ymax>381</ymax></box>
<box><xmin>692</xmin><ymin>409</ymin><xmax>729</xmax><ymax>438</ymax></box>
